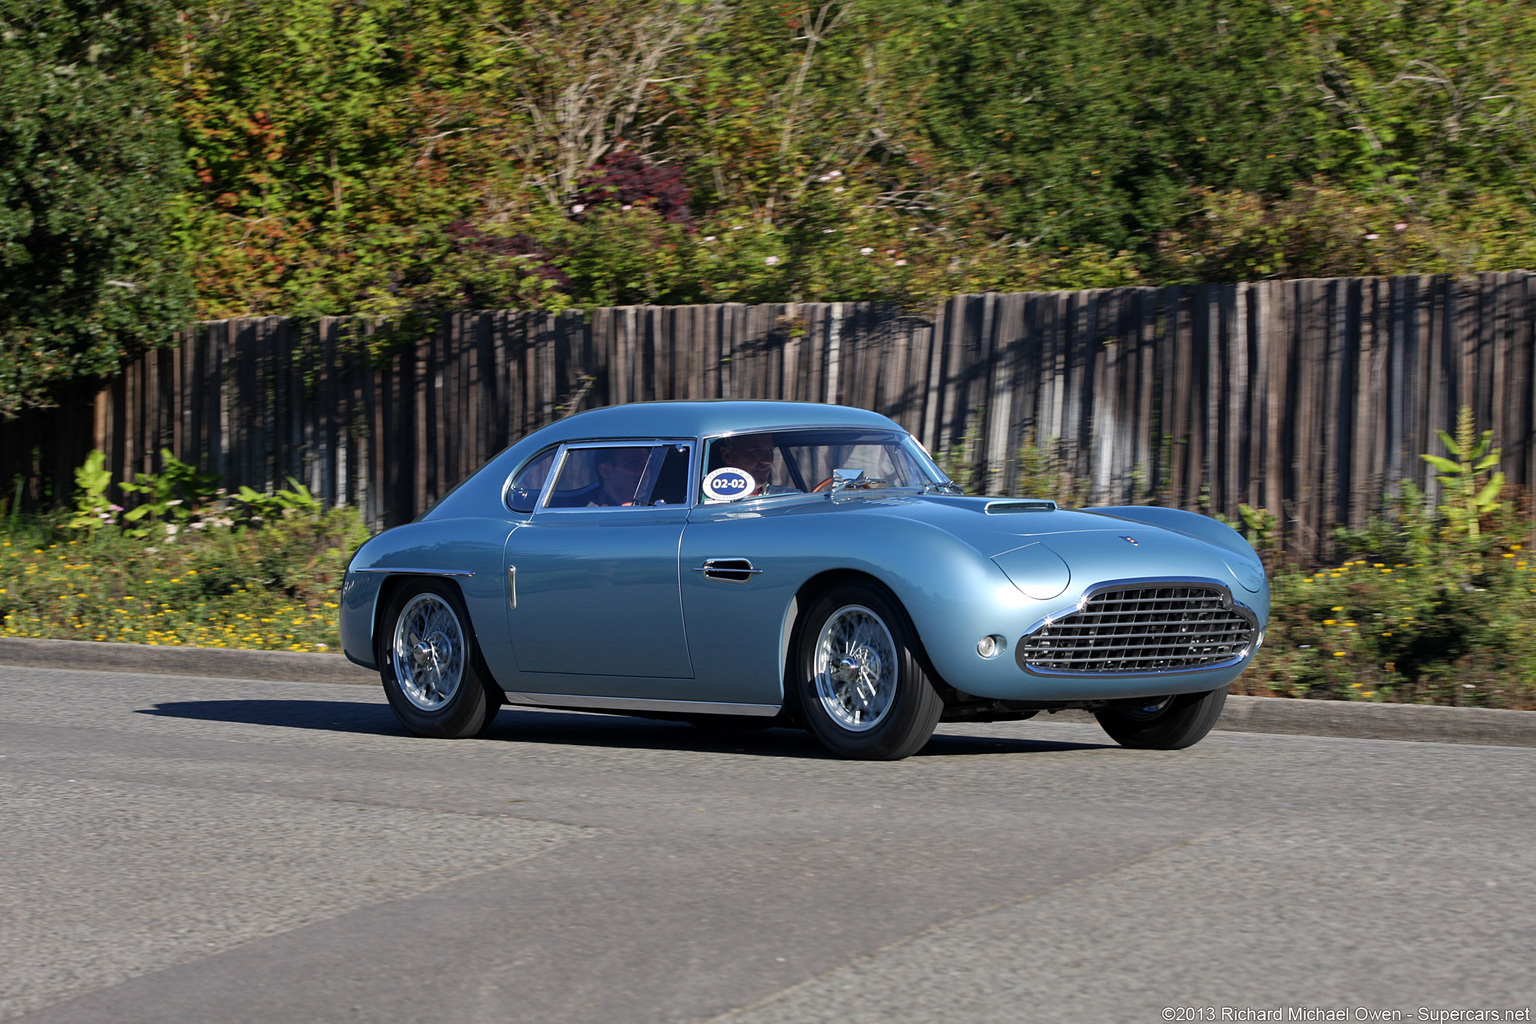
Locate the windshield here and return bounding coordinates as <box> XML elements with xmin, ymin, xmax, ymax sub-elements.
<box><xmin>701</xmin><ymin>428</ymin><xmax>950</xmax><ymax>502</ymax></box>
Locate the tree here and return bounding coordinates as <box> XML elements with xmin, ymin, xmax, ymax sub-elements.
<box><xmin>0</xmin><ymin>0</ymin><xmax>193</xmax><ymax>417</ymax></box>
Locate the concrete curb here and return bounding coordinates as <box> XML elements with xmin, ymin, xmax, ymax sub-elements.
<box><xmin>3</xmin><ymin>636</ymin><xmax>1534</xmax><ymax>748</ymax></box>
<box><xmin>0</xmin><ymin>636</ymin><xmax>374</xmax><ymax>686</ymax></box>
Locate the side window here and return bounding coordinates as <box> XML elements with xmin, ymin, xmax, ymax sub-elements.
<box><xmin>506</xmin><ymin>448</ymin><xmax>557</xmax><ymax>513</ymax></box>
<box><xmin>542</xmin><ymin>444</ymin><xmax>691</xmax><ymax>508</ymax></box>
<box><xmin>649</xmin><ymin>445</ymin><xmax>691</xmax><ymax>505</ymax></box>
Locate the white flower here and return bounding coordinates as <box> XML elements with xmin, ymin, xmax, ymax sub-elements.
<box><xmin>1394</xmin><ymin>222</ymin><xmax>1407</xmax><ymax>231</ymax></box>
<box><xmin>1365</xmin><ymin>233</ymin><xmax>1379</xmax><ymax>240</ymax></box>
<box><xmin>822</xmin><ymin>228</ymin><xmax>835</xmax><ymax>234</ymax></box>
<box><xmin>765</xmin><ymin>256</ymin><xmax>780</xmax><ymax>265</ymax></box>
<box><xmin>571</xmin><ymin>204</ymin><xmax>585</xmax><ymax>214</ymax></box>
<box><xmin>731</xmin><ymin>225</ymin><xmax>744</xmax><ymax>230</ymax></box>
<box><xmin>894</xmin><ymin>259</ymin><xmax>908</xmax><ymax>266</ymax></box>
<box><xmin>164</xmin><ymin>524</ymin><xmax>179</xmax><ymax>537</ymax></box>
<box><xmin>860</xmin><ymin>247</ymin><xmax>874</xmax><ymax>255</ymax></box>
<box><xmin>621</xmin><ymin>204</ymin><xmax>632</xmax><ymax>211</ymax></box>
<box><xmin>828</xmin><ymin>170</ymin><xmax>843</xmax><ymax>179</ymax></box>
<box><xmin>833</xmin><ymin>187</ymin><xmax>845</xmax><ymax>193</ymax></box>
<box><xmin>703</xmin><ymin>235</ymin><xmax>717</xmax><ymax>242</ymax></box>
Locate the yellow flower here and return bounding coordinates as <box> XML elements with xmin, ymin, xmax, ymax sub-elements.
<box><xmin>1362</xmin><ymin>691</ymin><xmax>1375</xmax><ymax>698</ymax></box>
<box><xmin>1323</xmin><ymin>619</ymin><xmax>1337</xmax><ymax>626</ymax></box>
<box><xmin>1331</xmin><ymin>606</ymin><xmax>1344</xmax><ymax>612</ymax></box>
<box><xmin>1332</xmin><ymin>651</ymin><xmax>1346</xmax><ymax>657</ymax></box>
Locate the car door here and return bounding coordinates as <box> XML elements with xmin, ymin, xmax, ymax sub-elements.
<box><xmin>678</xmin><ymin>504</ymin><xmax>804</xmax><ymax>707</ymax></box>
<box><xmin>504</xmin><ymin>441</ymin><xmax>696</xmax><ymax>684</ymax></box>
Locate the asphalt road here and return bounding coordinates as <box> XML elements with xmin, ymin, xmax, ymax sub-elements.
<box><xmin>2</xmin><ymin>666</ymin><xmax>1533</xmax><ymax>1024</ymax></box>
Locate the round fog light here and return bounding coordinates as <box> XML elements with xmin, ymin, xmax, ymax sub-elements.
<box><xmin>977</xmin><ymin>635</ymin><xmax>1006</xmax><ymax>659</ymax></box>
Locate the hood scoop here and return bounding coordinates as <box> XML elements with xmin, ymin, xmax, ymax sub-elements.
<box><xmin>985</xmin><ymin>499</ymin><xmax>1058</xmax><ymax>514</ymax></box>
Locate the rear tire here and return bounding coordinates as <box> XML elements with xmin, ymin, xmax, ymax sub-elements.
<box><xmin>377</xmin><ymin>579</ymin><xmax>501</xmax><ymax>739</ymax></box>
<box><xmin>1095</xmin><ymin>687</ymin><xmax>1227</xmax><ymax>749</ymax></box>
<box><xmin>795</xmin><ymin>583</ymin><xmax>943</xmax><ymax>760</ymax></box>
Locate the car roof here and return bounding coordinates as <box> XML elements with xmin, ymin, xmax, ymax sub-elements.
<box><xmin>419</xmin><ymin>401</ymin><xmax>910</xmax><ymax>521</ymax></box>
<box><xmin>523</xmin><ymin>400</ymin><xmax>903</xmax><ymax>445</ymax></box>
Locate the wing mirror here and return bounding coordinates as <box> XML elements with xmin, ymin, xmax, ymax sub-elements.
<box><xmin>830</xmin><ymin>468</ymin><xmax>865</xmax><ymax>493</ymax></box>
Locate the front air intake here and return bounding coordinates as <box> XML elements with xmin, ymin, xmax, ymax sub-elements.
<box><xmin>1018</xmin><ymin>582</ymin><xmax>1258</xmax><ymax>674</ymax></box>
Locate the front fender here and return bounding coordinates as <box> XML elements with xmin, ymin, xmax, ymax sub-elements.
<box><xmin>340</xmin><ymin>517</ymin><xmax>518</xmax><ymax>675</ymax></box>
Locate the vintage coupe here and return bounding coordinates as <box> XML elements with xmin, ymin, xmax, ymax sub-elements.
<box><xmin>341</xmin><ymin>401</ymin><xmax>1268</xmax><ymax>759</ymax></box>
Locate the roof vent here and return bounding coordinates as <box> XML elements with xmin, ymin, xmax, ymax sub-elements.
<box><xmin>985</xmin><ymin>499</ymin><xmax>1058</xmax><ymax>514</ymax></box>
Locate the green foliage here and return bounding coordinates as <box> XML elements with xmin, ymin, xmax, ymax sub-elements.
<box><xmin>118</xmin><ymin>450</ymin><xmax>222</xmax><ymax>534</ymax></box>
<box><xmin>1244</xmin><ymin>545</ymin><xmax>1536</xmax><ymax>711</ymax></box>
<box><xmin>141</xmin><ymin>0</ymin><xmax>1536</xmax><ymax>325</ymax></box>
<box><xmin>0</xmin><ymin>508</ymin><xmax>365</xmax><ymax>650</ymax></box>
<box><xmin>1246</xmin><ymin>415</ymin><xmax>1530</xmax><ymax>708</ymax></box>
<box><xmin>235</xmin><ymin>479</ymin><xmax>323</xmax><ymax>524</ymax></box>
<box><xmin>0</xmin><ymin>0</ymin><xmax>194</xmax><ymax>416</ymax></box>
<box><xmin>1421</xmin><ymin>406</ymin><xmax>1505</xmax><ymax>540</ymax></box>
<box><xmin>66</xmin><ymin>451</ymin><xmax>116</xmax><ymax>533</ymax></box>
<box><xmin>1237</xmin><ymin>503</ymin><xmax>1278</xmax><ymax>555</ymax></box>
<box><xmin>1</xmin><ymin>451</ymin><xmax>370</xmax><ymax>649</ymax></box>
<box><xmin>1014</xmin><ymin>433</ymin><xmax>1091</xmax><ymax>508</ymax></box>
<box><xmin>934</xmin><ymin>419</ymin><xmax>984</xmax><ymax>494</ymax></box>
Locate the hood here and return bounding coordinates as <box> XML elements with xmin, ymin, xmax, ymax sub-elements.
<box><xmin>858</xmin><ymin>495</ymin><xmax>1137</xmax><ymax>558</ymax></box>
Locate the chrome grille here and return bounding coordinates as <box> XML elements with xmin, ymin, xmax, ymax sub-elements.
<box><xmin>1019</xmin><ymin>583</ymin><xmax>1257</xmax><ymax>674</ymax></box>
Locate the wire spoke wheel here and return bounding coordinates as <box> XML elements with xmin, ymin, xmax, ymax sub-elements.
<box><xmin>390</xmin><ymin>593</ymin><xmax>467</xmax><ymax>711</ymax></box>
<box><xmin>797</xmin><ymin>583</ymin><xmax>943</xmax><ymax>760</ymax></box>
<box><xmin>813</xmin><ymin>604</ymin><xmax>899</xmax><ymax>731</ymax></box>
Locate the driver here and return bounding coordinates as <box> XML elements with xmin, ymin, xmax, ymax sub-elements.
<box><xmin>713</xmin><ymin>433</ymin><xmax>775</xmax><ymax>495</ymax></box>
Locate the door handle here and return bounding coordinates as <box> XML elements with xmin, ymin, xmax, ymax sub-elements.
<box><xmin>691</xmin><ymin>558</ymin><xmax>763</xmax><ymax>583</ymax></box>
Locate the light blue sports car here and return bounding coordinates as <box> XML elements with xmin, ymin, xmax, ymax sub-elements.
<box><xmin>341</xmin><ymin>401</ymin><xmax>1268</xmax><ymax>759</ymax></box>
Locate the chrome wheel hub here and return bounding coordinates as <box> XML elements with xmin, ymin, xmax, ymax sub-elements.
<box><xmin>814</xmin><ymin>605</ymin><xmax>898</xmax><ymax>732</ymax></box>
<box><xmin>391</xmin><ymin>594</ymin><xmax>466</xmax><ymax>712</ymax></box>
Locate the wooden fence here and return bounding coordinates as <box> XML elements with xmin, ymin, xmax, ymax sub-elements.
<box><xmin>4</xmin><ymin>270</ymin><xmax>1534</xmax><ymax>562</ymax></box>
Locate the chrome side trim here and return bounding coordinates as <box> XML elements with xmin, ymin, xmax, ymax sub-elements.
<box><xmin>352</xmin><ymin>567</ymin><xmax>476</xmax><ymax>578</ymax></box>
<box><xmin>500</xmin><ymin>692</ymin><xmax>781</xmax><ymax>717</ymax></box>
<box><xmin>507</xmin><ymin>565</ymin><xmax>517</xmax><ymax>609</ymax></box>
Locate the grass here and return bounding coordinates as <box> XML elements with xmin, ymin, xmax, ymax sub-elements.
<box><xmin>1238</xmin><ymin>546</ymin><xmax>1536</xmax><ymax>710</ymax></box>
<box><xmin>0</xmin><ymin>507</ymin><xmax>365</xmax><ymax>652</ymax></box>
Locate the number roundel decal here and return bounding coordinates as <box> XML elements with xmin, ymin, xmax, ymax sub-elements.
<box><xmin>703</xmin><ymin>467</ymin><xmax>756</xmax><ymax>502</ymax></box>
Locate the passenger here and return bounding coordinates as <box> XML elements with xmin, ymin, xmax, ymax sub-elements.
<box><xmin>713</xmin><ymin>433</ymin><xmax>776</xmax><ymax>495</ymax></box>
<box><xmin>590</xmin><ymin>447</ymin><xmax>650</xmax><ymax>506</ymax></box>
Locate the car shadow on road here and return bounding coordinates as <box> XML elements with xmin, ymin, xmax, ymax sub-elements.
<box><xmin>141</xmin><ymin>699</ymin><xmax>1113</xmax><ymax>757</ymax></box>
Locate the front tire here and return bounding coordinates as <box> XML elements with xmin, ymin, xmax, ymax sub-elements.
<box><xmin>795</xmin><ymin>583</ymin><xmax>943</xmax><ymax>760</ymax></box>
<box><xmin>1095</xmin><ymin>687</ymin><xmax>1227</xmax><ymax>749</ymax></box>
<box><xmin>377</xmin><ymin>579</ymin><xmax>500</xmax><ymax>739</ymax></box>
